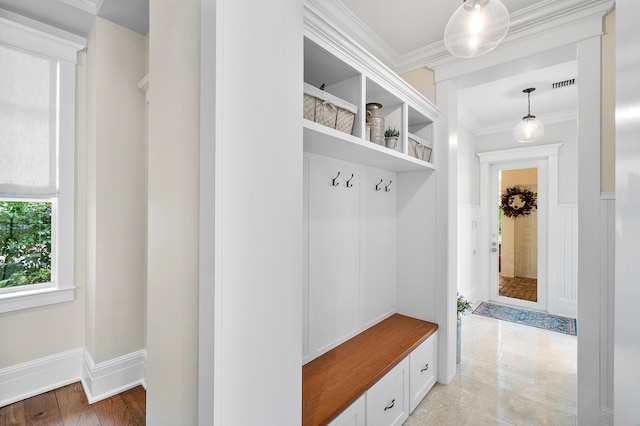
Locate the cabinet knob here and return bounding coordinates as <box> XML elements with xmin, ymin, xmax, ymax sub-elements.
<box><xmin>420</xmin><ymin>363</ymin><xmax>429</xmax><ymax>373</ymax></box>
<box><xmin>384</xmin><ymin>399</ymin><xmax>395</xmax><ymax>411</ymax></box>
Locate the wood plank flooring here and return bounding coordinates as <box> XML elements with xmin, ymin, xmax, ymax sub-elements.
<box><xmin>0</xmin><ymin>382</ymin><xmax>145</xmax><ymax>426</ymax></box>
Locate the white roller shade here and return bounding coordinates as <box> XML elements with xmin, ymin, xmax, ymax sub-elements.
<box><xmin>0</xmin><ymin>44</ymin><xmax>57</xmax><ymax>197</ymax></box>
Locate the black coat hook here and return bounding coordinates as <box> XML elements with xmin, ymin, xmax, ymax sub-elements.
<box><xmin>345</xmin><ymin>174</ymin><xmax>354</xmax><ymax>188</ymax></box>
<box><xmin>332</xmin><ymin>172</ymin><xmax>340</xmax><ymax>186</ymax></box>
<box><xmin>375</xmin><ymin>179</ymin><xmax>383</xmax><ymax>191</ymax></box>
<box><xmin>385</xmin><ymin>180</ymin><xmax>392</xmax><ymax>192</ymax></box>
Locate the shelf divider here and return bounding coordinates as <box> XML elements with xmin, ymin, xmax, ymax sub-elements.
<box><xmin>303</xmin><ymin>119</ymin><xmax>435</xmax><ymax>173</ymax></box>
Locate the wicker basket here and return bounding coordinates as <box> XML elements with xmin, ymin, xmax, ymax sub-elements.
<box><xmin>303</xmin><ymin>82</ymin><xmax>357</xmax><ymax>135</ymax></box>
<box><xmin>408</xmin><ymin>133</ymin><xmax>433</xmax><ymax>163</ymax></box>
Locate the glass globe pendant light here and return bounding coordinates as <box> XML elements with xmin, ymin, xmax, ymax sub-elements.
<box><xmin>444</xmin><ymin>0</ymin><xmax>510</xmax><ymax>58</ymax></box>
<box><xmin>513</xmin><ymin>88</ymin><xmax>545</xmax><ymax>143</ymax></box>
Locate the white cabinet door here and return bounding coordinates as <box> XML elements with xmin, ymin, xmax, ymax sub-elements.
<box><xmin>307</xmin><ymin>154</ymin><xmax>361</xmax><ymax>356</ymax></box>
<box><xmin>409</xmin><ymin>331</ymin><xmax>437</xmax><ymax>413</ymax></box>
<box><xmin>366</xmin><ymin>358</ymin><xmax>409</xmax><ymax>426</ymax></box>
<box><xmin>328</xmin><ymin>395</ymin><xmax>366</xmax><ymax>426</ymax></box>
<box><xmin>361</xmin><ymin>167</ymin><xmax>397</xmax><ymax>327</ymax></box>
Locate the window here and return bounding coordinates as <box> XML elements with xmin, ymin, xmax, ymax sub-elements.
<box><xmin>0</xmin><ymin>15</ymin><xmax>84</xmax><ymax>313</ymax></box>
<box><xmin>0</xmin><ymin>200</ymin><xmax>52</xmax><ymax>289</ymax></box>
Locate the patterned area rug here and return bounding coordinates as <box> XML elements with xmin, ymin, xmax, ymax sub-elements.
<box><xmin>473</xmin><ymin>302</ymin><xmax>577</xmax><ymax>335</ymax></box>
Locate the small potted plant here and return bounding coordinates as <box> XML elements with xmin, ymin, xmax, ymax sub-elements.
<box><xmin>456</xmin><ymin>293</ymin><xmax>473</xmax><ymax>364</ymax></box>
<box><xmin>384</xmin><ymin>126</ymin><xmax>399</xmax><ymax>150</ymax></box>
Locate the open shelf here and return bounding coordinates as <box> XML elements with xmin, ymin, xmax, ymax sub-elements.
<box><xmin>303</xmin><ymin>119</ymin><xmax>434</xmax><ymax>173</ymax></box>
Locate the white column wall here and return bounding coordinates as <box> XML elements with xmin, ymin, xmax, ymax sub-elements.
<box><xmin>434</xmin><ymin>80</ymin><xmax>457</xmax><ymax>385</ymax></box>
<box><xmin>146</xmin><ymin>0</ymin><xmax>200</xmax><ymax>424</ymax></box>
<box><xmin>576</xmin><ymin>35</ymin><xmax>603</xmax><ymax>425</ymax></box>
<box><xmin>199</xmin><ymin>0</ymin><xmax>303</xmax><ymax>425</ymax></box>
<box><xmin>85</xmin><ymin>17</ymin><xmax>147</xmax><ymax>365</ymax></box>
<box><xmin>614</xmin><ymin>0</ymin><xmax>640</xmax><ymax>423</ymax></box>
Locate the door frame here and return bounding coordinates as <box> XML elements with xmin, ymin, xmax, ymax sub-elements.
<box><xmin>490</xmin><ymin>160</ymin><xmax>546</xmax><ymax>311</ymax></box>
<box><xmin>477</xmin><ymin>143</ymin><xmax>562</xmax><ymax>313</ymax></box>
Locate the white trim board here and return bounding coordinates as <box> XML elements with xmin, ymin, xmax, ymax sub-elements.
<box><xmin>0</xmin><ymin>348</ymin><xmax>82</xmax><ymax>407</ymax></box>
<box><xmin>0</xmin><ymin>348</ymin><xmax>147</xmax><ymax>408</ymax></box>
<box><xmin>81</xmin><ymin>349</ymin><xmax>147</xmax><ymax>404</ymax></box>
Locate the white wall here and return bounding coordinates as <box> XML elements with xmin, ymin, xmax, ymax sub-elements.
<box><xmin>614</xmin><ymin>0</ymin><xmax>640</xmax><ymax>423</ymax></box>
<box><xmin>457</xmin><ymin>123</ymin><xmax>479</xmax><ymax>301</ymax></box>
<box><xmin>85</xmin><ymin>17</ymin><xmax>147</xmax><ymax>364</ymax></box>
<box><xmin>146</xmin><ymin>0</ymin><xmax>200</xmax><ymax>424</ymax></box>
<box><xmin>475</xmin><ymin>120</ymin><xmax>578</xmax><ymax>204</ymax></box>
<box><xmin>0</xmin><ymin>300</ymin><xmax>84</xmax><ymax>368</ymax></box>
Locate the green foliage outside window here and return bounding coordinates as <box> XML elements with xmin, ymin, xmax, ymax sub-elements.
<box><xmin>0</xmin><ymin>201</ymin><xmax>52</xmax><ymax>288</ymax></box>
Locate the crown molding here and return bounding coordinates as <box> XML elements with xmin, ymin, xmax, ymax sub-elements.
<box><xmin>304</xmin><ymin>0</ymin><xmax>401</xmax><ymax>69</ymax></box>
<box><xmin>304</xmin><ymin>2</ymin><xmax>442</xmax><ymax>120</ymax></box>
<box><xmin>311</xmin><ymin>0</ymin><xmax>614</xmax><ymax>75</ymax></box>
<box><xmin>406</xmin><ymin>0</ymin><xmax>614</xmax><ymax>73</ymax></box>
<box><xmin>58</xmin><ymin>0</ymin><xmax>99</xmax><ymax>14</ymax></box>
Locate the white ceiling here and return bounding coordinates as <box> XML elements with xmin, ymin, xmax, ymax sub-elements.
<box><xmin>314</xmin><ymin>0</ymin><xmax>606</xmax><ymax>134</ymax></box>
<box><xmin>0</xmin><ymin>0</ymin><xmax>148</xmax><ymax>36</ymax></box>
<box><xmin>338</xmin><ymin>0</ymin><xmax>536</xmax><ymax>57</ymax></box>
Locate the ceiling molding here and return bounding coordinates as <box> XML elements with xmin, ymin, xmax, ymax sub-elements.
<box><xmin>303</xmin><ymin>3</ymin><xmax>442</xmax><ymax>120</ymax></box>
<box><xmin>0</xmin><ymin>0</ymin><xmax>148</xmax><ymax>36</ymax></box>
<box><xmin>305</xmin><ymin>0</ymin><xmax>400</xmax><ymax>69</ymax></box>
<box><xmin>315</xmin><ymin>0</ymin><xmax>614</xmax><ymax>75</ymax></box>
<box><xmin>58</xmin><ymin>0</ymin><xmax>98</xmax><ymax>14</ymax></box>
<box><xmin>408</xmin><ymin>0</ymin><xmax>613</xmax><ymax>73</ymax></box>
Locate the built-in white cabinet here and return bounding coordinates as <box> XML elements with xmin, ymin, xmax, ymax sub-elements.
<box><xmin>303</xmin><ymin>32</ymin><xmax>438</xmax><ymax>173</ymax></box>
<box><xmin>410</xmin><ymin>331</ymin><xmax>438</xmax><ymax>413</ymax></box>
<box><xmin>302</xmin><ymin>4</ymin><xmax>446</xmax><ymax>422</ymax></box>
<box><xmin>306</xmin><ymin>155</ymin><xmax>362</xmax><ymax>358</ymax></box>
<box><xmin>303</xmin><ymin>153</ymin><xmax>397</xmax><ymax>362</ymax></box>
<box><xmin>366</xmin><ymin>358</ymin><xmax>410</xmax><ymax>426</ymax></box>
<box><xmin>324</xmin><ymin>331</ymin><xmax>437</xmax><ymax>426</ymax></box>
<box><xmin>328</xmin><ymin>395</ymin><xmax>366</xmax><ymax>426</ymax></box>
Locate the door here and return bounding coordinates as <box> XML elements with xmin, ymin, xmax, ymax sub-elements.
<box><xmin>490</xmin><ymin>161</ymin><xmax>547</xmax><ymax>311</ymax></box>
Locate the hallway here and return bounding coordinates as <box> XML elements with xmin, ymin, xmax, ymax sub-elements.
<box><xmin>405</xmin><ymin>312</ymin><xmax>576</xmax><ymax>425</ymax></box>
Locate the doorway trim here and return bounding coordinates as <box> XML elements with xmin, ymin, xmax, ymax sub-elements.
<box><xmin>477</xmin><ymin>143</ymin><xmax>562</xmax><ymax>313</ymax></box>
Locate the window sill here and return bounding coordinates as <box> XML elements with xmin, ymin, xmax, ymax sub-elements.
<box><xmin>0</xmin><ymin>286</ymin><xmax>75</xmax><ymax>313</ymax></box>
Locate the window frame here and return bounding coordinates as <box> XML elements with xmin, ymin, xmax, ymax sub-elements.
<box><xmin>0</xmin><ymin>13</ymin><xmax>84</xmax><ymax>313</ymax></box>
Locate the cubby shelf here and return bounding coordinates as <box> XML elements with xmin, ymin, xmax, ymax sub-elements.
<box><xmin>303</xmin><ymin>119</ymin><xmax>435</xmax><ymax>173</ymax></box>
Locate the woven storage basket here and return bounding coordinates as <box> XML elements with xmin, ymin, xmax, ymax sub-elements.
<box><xmin>408</xmin><ymin>133</ymin><xmax>433</xmax><ymax>163</ymax></box>
<box><xmin>303</xmin><ymin>82</ymin><xmax>357</xmax><ymax>135</ymax></box>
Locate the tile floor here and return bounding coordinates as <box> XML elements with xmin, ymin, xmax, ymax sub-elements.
<box><xmin>405</xmin><ymin>312</ymin><xmax>577</xmax><ymax>426</ymax></box>
<box><xmin>499</xmin><ymin>276</ymin><xmax>538</xmax><ymax>302</ymax></box>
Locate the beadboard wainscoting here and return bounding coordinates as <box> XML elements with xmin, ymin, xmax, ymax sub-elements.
<box><xmin>599</xmin><ymin>192</ymin><xmax>615</xmax><ymax>426</ymax></box>
<box><xmin>0</xmin><ymin>349</ymin><xmax>147</xmax><ymax>408</ymax></box>
<box><xmin>457</xmin><ymin>204</ymin><xmax>480</xmax><ymax>303</ymax></box>
<box><xmin>554</xmin><ymin>204</ymin><xmax>578</xmax><ymax>318</ymax></box>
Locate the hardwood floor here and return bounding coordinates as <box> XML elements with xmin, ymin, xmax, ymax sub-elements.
<box><xmin>0</xmin><ymin>382</ymin><xmax>145</xmax><ymax>426</ymax></box>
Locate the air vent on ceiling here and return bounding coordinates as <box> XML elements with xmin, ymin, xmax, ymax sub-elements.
<box><xmin>552</xmin><ymin>78</ymin><xmax>576</xmax><ymax>89</ymax></box>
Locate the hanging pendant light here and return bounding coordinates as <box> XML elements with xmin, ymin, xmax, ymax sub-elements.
<box><xmin>444</xmin><ymin>0</ymin><xmax>510</xmax><ymax>58</ymax></box>
<box><xmin>514</xmin><ymin>88</ymin><xmax>545</xmax><ymax>143</ymax></box>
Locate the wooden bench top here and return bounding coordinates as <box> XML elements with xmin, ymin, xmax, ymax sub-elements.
<box><xmin>302</xmin><ymin>313</ymin><xmax>438</xmax><ymax>426</ymax></box>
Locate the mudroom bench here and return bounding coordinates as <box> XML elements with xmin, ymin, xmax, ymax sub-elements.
<box><xmin>302</xmin><ymin>314</ymin><xmax>438</xmax><ymax>426</ymax></box>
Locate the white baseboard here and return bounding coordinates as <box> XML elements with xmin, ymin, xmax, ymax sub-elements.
<box><xmin>81</xmin><ymin>348</ymin><xmax>147</xmax><ymax>404</ymax></box>
<box><xmin>0</xmin><ymin>347</ymin><xmax>147</xmax><ymax>408</ymax></box>
<box><xmin>601</xmin><ymin>407</ymin><xmax>614</xmax><ymax>425</ymax></box>
<box><xmin>0</xmin><ymin>348</ymin><xmax>83</xmax><ymax>407</ymax></box>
